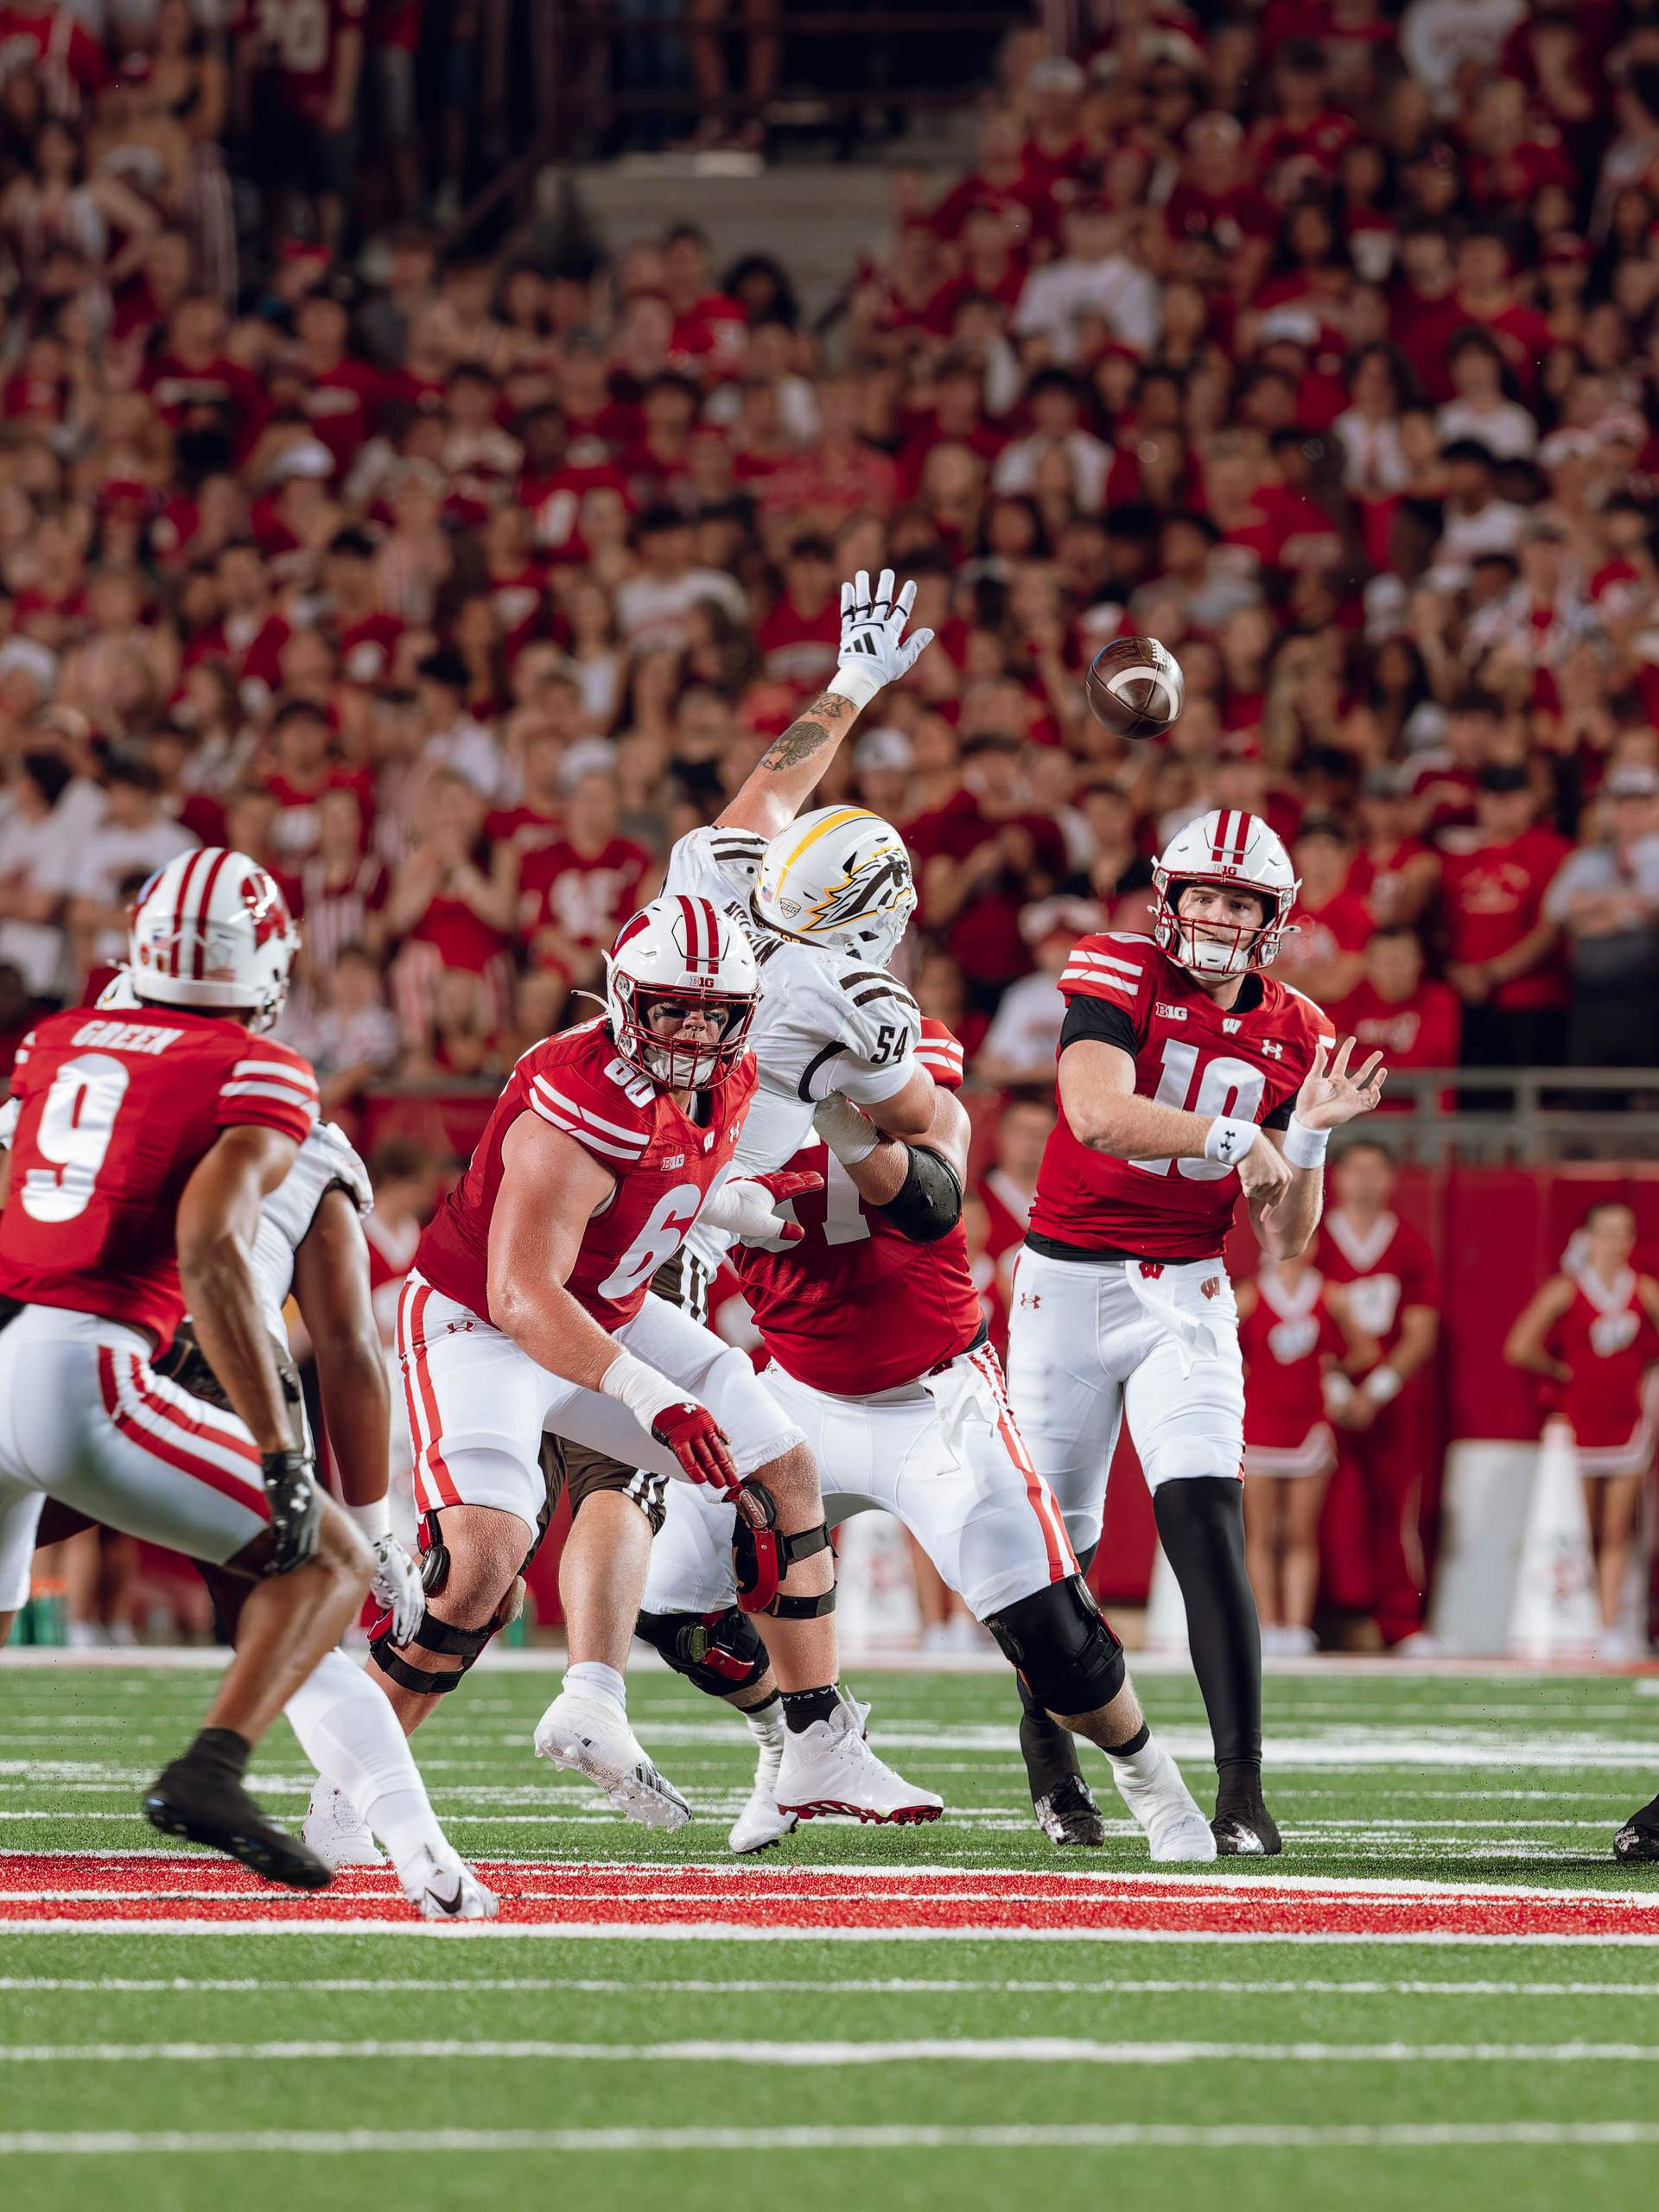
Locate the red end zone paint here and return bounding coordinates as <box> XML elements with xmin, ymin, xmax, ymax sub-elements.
<box><xmin>3</xmin><ymin>1856</ymin><xmax>1658</xmax><ymax>1939</ymax></box>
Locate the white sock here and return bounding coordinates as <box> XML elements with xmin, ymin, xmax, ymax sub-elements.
<box><xmin>285</xmin><ymin>1649</ymin><xmax>448</xmax><ymax>1866</ymax></box>
<box><xmin>742</xmin><ymin>1697</ymin><xmax>785</xmax><ymax>1748</ymax></box>
<box><xmin>564</xmin><ymin>1659</ymin><xmax>626</xmax><ymax>1713</ymax></box>
<box><xmin>1108</xmin><ymin>1738</ymin><xmax>1167</xmax><ymax>1790</ymax></box>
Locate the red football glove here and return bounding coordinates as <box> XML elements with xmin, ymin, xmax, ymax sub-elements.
<box><xmin>652</xmin><ymin>1400</ymin><xmax>741</xmax><ymax>1494</ymax></box>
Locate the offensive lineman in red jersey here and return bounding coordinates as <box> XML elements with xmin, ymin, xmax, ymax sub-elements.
<box><xmin>1314</xmin><ymin>1140</ymin><xmax>1441</xmax><ymax>1649</ymax></box>
<box><xmin>1504</xmin><ymin>1200</ymin><xmax>1659</xmax><ymax>1662</ymax></box>
<box><xmin>372</xmin><ymin>891</ymin><xmax>940</xmax><ymax>1829</ymax></box>
<box><xmin>1007</xmin><ymin>810</ymin><xmax>1387</xmax><ymax>1854</ymax></box>
<box><xmin>639</xmin><ymin>1020</ymin><xmax>1215</xmax><ymax>1858</ymax></box>
<box><xmin>0</xmin><ymin>849</ymin><xmax>372</xmax><ymax>1886</ymax></box>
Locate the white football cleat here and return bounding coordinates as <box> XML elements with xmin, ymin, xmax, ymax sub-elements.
<box><xmin>302</xmin><ymin>1781</ymin><xmax>385</xmax><ymax>1867</ymax></box>
<box><xmin>728</xmin><ymin>1703</ymin><xmax>798</xmax><ymax>1853</ymax></box>
<box><xmin>396</xmin><ymin>1843</ymin><xmax>499</xmax><ymax>1922</ymax></box>
<box><xmin>533</xmin><ymin>1689</ymin><xmax>690</xmax><ymax>1831</ymax></box>
<box><xmin>773</xmin><ymin>1692</ymin><xmax>942</xmax><ymax>1826</ymax></box>
<box><xmin>1108</xmin><ymin>1743</ymin><xmax>1218</xmax><ymax>1863</ymax></box>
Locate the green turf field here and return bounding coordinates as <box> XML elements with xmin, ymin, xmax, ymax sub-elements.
<box><xmin>2</xmin><ymin>1656</ymin><xmax>1657</xmax><ymax>2212</ymax></box>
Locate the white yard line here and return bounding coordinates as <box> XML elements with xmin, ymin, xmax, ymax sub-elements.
<box><xmin>5</xmin><ymin>2036</ymin><xmax>1659</xmax><ymax>2066</ymax></box>
<box><xmin>2</xmin><ymin>1974</ymin><xmax>1656</xmax><ymax>1997</ymax></box>
<box><xmin>3</xmin><ymin>1917</ymin><xmax>1656</xmax><ymax>1945</ymax></box>
<box><xmin>4</xmin><ymin>2121</ymin><xmax>1659</xmax><ymax>2156</ymax></box>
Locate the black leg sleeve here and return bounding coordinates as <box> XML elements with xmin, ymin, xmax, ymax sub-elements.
<box><xmin>1153</xmin><ymin>1479</ymin><xmax>1262</xmax><ymax>1778</ymax></box>
<box><xmin>1013</xmin><ymin>1541</ymin><xmax>1097</xmax><ymax>1801</ymax></box>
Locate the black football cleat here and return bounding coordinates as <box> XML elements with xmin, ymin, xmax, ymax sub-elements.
<box><xmin>1613</xmin><ymin>1793</ymin><xmax>1659</xmax><ymax>1865</ymax></box>
<box><xmin>1212</xmin><ymin>1789</ymin><xmax>1283</xmax><ymax>1858</ymax></box>
<box><xmin>144</xmin><ymin>1750</ymin><xmax>334</xmax><ymax>1890</ymax></box>
<box><xmin>1033</xmin><ymin>1774</ymin><xmax>1107</xmax><ymax>1847</ymax></box>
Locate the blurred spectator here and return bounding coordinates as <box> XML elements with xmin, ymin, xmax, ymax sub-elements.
<box><xmin>975</xmin><ymin>1092</ymin><xmax>1054</xmax><ymax>1274</ymax></box>
<box><xmin>1334</xmin><ymin>925</ymin><xmax>1463</xmax><ymax>1109</ymax></box>
<box><xmin>1543</xmin><ymin>764</ymin><xmax>1659</xmax><ymax>1067</ymax></box>
<box><xmin>1441</xmin><ymin>764</ymin><xmax>1572</xmax><ymax>1067</ymax></box>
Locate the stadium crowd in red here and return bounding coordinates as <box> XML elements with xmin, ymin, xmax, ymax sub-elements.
<box><xmin>0</xmin><ymin>9</ymin><xmax>1656</xmax><ymax>1210</ymax></box>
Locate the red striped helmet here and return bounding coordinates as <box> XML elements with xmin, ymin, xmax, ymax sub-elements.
<box><xmin>127</xmin><ymin>848</ymin><xmax>299</xmax><ymax>1033</ymax></box>
<box><xmin>606</xmin><ymin>893</ymin><xmax>760</xmax><ymax>1090</ymax></box>
<box><xmin>1152</xmin><ymin>810</ymin><xmax>1300</xmax><ymax>979</ymax></box>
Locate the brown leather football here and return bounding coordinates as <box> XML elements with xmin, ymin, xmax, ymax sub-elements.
<box><xmin>1084</xmin><ymin>637</ymin><xmax>1185</xmax><ymax>737</ymax></box>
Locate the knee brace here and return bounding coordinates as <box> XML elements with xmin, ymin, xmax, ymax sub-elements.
<box><xmin>732</xmin><ymin>1479</ymin><xmax>836</xmax><ymax>1619</ymax></box>
<box><xmin>985</xmin><ymin>1573</ymin><xmax>1125</xmax><ymax>1716</ymax></box>
<box><xmin>368</xmin><ymin>1512</ymin><xmax>527</xmax><ymax>1697</ymax></box>
<box><xmin>635</xmin><ymin>1605</ymin><xmax>770</xmax><ymax>1697</ymax></box>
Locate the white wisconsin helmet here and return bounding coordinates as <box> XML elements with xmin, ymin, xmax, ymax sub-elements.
<box><xmin>605</xmin><ymin>892</ymin><xmax>760</xmax><ymax>1091</ymax></box>
<box><xmin>1153</xmin><ymin>809</ymin><xmax>1300</xmax><ymax>979</ymax></box>
<box><xmin>128</xmin><ymin>847</ymin><xmax>300</xmax><ymax>1033</ymax></box>
<box><xmin>753</xmin><ymin>804</ymin><xmax>918</xmax><ymax>966</ymax></box>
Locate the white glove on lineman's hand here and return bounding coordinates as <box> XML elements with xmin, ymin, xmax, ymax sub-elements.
<box><xmin>698</xmin><ymin>1168</ymin><xmax>824</xmax><ymax>1244</ymax></box>
<box><xmin>812</xmin><ymin>1093</ymin><xmax>883</xmax><ymax>1166</ymax></box>
<box><xmin>370</xmin><ymin>1533</ymin><xmax>426</xmax><ymax>1645</ymax></box>
<box><xmin>828</xmin><ymin>568</ymin><xmax>935</xmax><ymax>711</ymax></box>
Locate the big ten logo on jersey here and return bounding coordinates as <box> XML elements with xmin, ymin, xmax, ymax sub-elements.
<box><xmin>1132</xmin><ymin>1039</ymin><xmax>1265</xmax><ymax>1183</ymax></box>
<box><xmin>1591</xmin><ymin>1310</ymin><xmax>1641</xmax><ymax>1357</ymax></box>
<box><xmin>1344</xmin><ymin>1274</ymin><xmax>1401</xmax><ymax>1339</ymax></box>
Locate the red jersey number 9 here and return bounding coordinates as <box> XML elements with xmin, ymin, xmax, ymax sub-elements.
<box><xmin>21</xmin><ymin>1053</ymin><xmax>131</xmax><ymax>1225</ymax></box>
<box><xmin>1130</xmin><ymin>1040</ymin><xmax>1267</xmax><ymax>1183</ymax></box>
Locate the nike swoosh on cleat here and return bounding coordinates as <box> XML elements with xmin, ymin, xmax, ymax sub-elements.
<box><xmin>429</xmin><ymin>1883</ymin><xmax>466</xmax><ymax>1916</ymax></box>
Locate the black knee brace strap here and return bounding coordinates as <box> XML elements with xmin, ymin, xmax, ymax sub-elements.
<box><xmin>732</xmin><ymin>1479</ymin><xmax>836</xmax><ymax>1618</ymax></box>
<box><xmin>369</xmin><ymin>1513</ymin><xmax>523</xmax><ymax>1697</ymax></box>
<box><xmin>985</xmin><ymin>1573</ymin><xmax>1126</xmax><ymax>1715</ymax></box>
<box><xmin>635</xmin><ymin>1605</ymin><xmax>770</xmax><ymax>1696</ymax></box>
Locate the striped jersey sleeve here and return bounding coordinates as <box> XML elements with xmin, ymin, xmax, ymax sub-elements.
<box><xmin>215</xmin><ymin>1040</ymin><xmax>319</xmax><ymax>1142</ymax></box>
<box><xmin>1058</xmin><ymin>931</ymin><xmax>1153</xmax><ymax>1035</ymax></box>
<box><xmin>915</xmin><ymin>1017</ymin><xmax>966</xmax><ymax>1093</ymax></box>
<box><xmin>521</xmin><ymin>1038</ymin><xmax>653</xmax><ymax>1172</ymax></box>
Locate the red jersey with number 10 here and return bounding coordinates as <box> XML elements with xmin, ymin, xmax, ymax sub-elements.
<box><xmin>415</xmin><ymin>1016</ymin><xmax>758</xmax><ymax>1332</ymax></box>
<box><xmin>1029</xmin><ymin>934</ymin><xmax>1332</xmax><ymax>1263</ymax></box>
<box><xmin>732</xmin><ymin>1020</ymin><xmax>981</xmax><ymax>1395</ymax></box>
<box><xmin>0</xmin><ymin>1007</ymin><xmax>318</xmax><ymax>1346</ymax></box>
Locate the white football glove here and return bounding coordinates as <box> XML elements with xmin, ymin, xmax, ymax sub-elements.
<box><xmin>370</xmin><ymin>1533</ymin><xmax>426</xmax><ymax>1646</ymax></box>
<box><xmin>698</xmin><ymin>1167</ymin><xmax>823</xmax><ymax>1244</ymax></box>
<box><xmin>828</xmin><ymin>568</ymin><xmax>935</xmax><ymax>710</ymax></box>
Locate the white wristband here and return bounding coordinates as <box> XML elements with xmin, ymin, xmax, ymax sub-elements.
<box><xmin>1321</xmin><ymin>1371</ymin><xmax>1357</xmax><ymax>1417</ymax></box>
<box><xmin>599</xmin><ymin>1348</ymin><xmax>683</xmax><ymax>1431</ymax></box>
<box><xmin>827</xmin><ymin>663</ymin><xmax>883</xmax><ymax>713</ymax></box>
<box><xmin>1204</xmin><ymin>1116</ymin><xmax>1258</xmax><ymax>1168</ymax></box>
<box><xmin>1281</xmin><ymin>1115</ymin><xmax>1329</xmax><ymax>1171</ymax></box>
<box><xmin>345</xmin><ymin>1495</ymin><xmax>391</xmax><ymax>1542</ymax></box>
<box><xmin>1363</xmin><ymin>1364</ymin><xmax>1403</xmax><ymax>1408</ymax></box>
<box><xmin>813</xmin><ymin>1092</ymin><xmax>882</xmax><ymax>1165</ymax></box>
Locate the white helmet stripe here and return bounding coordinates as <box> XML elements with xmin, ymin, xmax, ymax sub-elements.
<box><xmin>185</xmin><ymin>848</ymin><xmax>234</xmax><ymax>979</ymax></box>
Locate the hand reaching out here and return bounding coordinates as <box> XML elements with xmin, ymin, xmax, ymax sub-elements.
<box><xmin>1295</xmin><ymin>1035</ymin><xmax>1387</xmax><ymax>1130</ymax></box>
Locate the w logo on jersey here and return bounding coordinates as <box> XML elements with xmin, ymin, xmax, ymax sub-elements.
<box><xmin>802</xmin><ymin>846</ymin><xmax>912</xmax><ymax>936</ymax></box>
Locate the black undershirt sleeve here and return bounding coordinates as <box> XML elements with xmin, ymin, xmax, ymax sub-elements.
<box><xmin>1058</xmin><ymin>994</ymin><xmax>1140</xmax><ymax>1058</ymax></box>
<box><xmin>1262</xmin><ymin>1096</ymin><xmax>1296</xmax><ymax>1131</ymax></box>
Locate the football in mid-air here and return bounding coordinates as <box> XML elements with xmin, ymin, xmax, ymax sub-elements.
<box><xmin>1084</xmin><ymin>636</ymin><xmax>1185</xmax><ymax>737</ymax></box>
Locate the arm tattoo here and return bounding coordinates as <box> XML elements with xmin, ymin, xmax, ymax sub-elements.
<box><xmin>760</xmin><ymin>691</ymin><xmax>852</xmax><ymax>772</ymax></box>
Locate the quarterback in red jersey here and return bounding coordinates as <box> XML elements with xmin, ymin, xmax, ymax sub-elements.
<box><xmin>0</xmin><ymin>849</ymin><xmax>372</xmax><ymax>1887</ymax></box>
<box><xmin>1505</xmin><ymin>1201</ymin><xmax>1659</xmax><ymax>1660</ymax></box>
<box><xmin>638</xmin><ymin>1019</ymin><xmax>1215</xmax><ymax>1859</ymax></box>
<box><xmin>1238</xmin><ymin>1255</ymin><xmax>1375</xmax><ymax>1656</ymax></box>
<box><xmin>1007</xmin><ymin>809</ymin><xmax>1387</xmax><ymax>1854</ymax></box>
<box><xmin>378</xmin><ymin>889</ymin><xmax>938</xmax><ymax>1830</ymax></box>
<box><xmin>1314</xmin><ymin>1139</ymin><xmax>1440</xmax><ymax>1648</ymax></box>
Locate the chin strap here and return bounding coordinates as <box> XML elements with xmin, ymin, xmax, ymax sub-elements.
<box><xmin>732</xmin><ymin>1479</ymin><xmax>836</xmax><ymax>1618</ymax></box>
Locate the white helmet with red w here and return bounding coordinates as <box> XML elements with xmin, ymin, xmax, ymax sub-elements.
<box><xmin>128</xmin><ymin>847</ymin><xmax>300</xmax><ymax>1033</ymax></box>
<box><xmin>606</xmin><ymin>892</ymin><xmax>760</xmax><ymax>1091</ymax></box>
<box><xmin>1152</xmin><ymin>809</ymin><xmax>1300</xmax><ymax>979</ymax></box>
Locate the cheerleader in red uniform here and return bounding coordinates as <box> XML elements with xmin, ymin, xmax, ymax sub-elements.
<box><xmin>1505</xmin><ymin>1201</ymin><xmax>1659</xmax><ymax>1657</ymax></box>
<box><xmin>1238</xmin><ymin>1254</ymin><xmax>1377</xmax><ymax>1655</ymax></box>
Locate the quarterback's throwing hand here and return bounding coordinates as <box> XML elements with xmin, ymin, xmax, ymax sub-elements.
<box><xmin>652</xmin><ymin>1401</ymin><xmax>741</xmax><ymax>1494</ymax></box>
<box><xmin>1294</xmin><ymin>1036</ymin><xmax>1388</xmax><ymax>1129</ymax></box>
